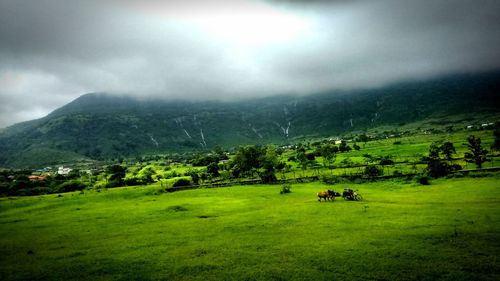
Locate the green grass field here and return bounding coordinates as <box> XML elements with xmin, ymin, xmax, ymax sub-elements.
<box><xmin>1</xmin><ymin>176</ymin><xmax>499</xmax><ymax>280</ymax></box>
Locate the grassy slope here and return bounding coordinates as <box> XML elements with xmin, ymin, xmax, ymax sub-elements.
<box><xmin>1</xmin><ymin>177</ymin><xmax>499</xmax><ymax>280</ymax></box>
<box><xmin>278</xmin><ymin>129</ymin><xmax>499</xmax><ymax>179</ymax></box>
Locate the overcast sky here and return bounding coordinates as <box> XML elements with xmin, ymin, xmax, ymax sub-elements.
<box><xmin>1</xmin><ymin>0</ymin><xmax>500</xmax><ymax>128</ymax></box>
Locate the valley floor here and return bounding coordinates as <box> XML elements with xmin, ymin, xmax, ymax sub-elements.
<box><xmin>1</xmin><ymin>176</ymin><xmax>499</xmax><ymax>280</ymax></box>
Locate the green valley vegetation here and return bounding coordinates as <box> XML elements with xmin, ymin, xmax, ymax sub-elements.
<box><xmin>0</xmin><ymin>72</ymin><xmax>499</xmax><ymax>281</ymax></box>
<box><xmin>0</xmin><ymin>112</ymin><xmax>499</xmax><ymax>281</ymax></box>
<box><xmin>0</xmin><ymin>71</ymin><xmax>499</xmax><ymax>168</ymax></box>
<box><xmin>1</xmin><ymin>126</ymin><xmax>499</xmax><ymax>197</ymax></box>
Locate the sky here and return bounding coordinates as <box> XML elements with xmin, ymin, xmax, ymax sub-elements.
<box><xmin>1</xmin><ymin>0</ymin><xmax>500</xmax><ymax>128</ymax></box>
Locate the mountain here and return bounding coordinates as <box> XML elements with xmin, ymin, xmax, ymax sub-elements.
<box><xmin>1</xmin><ymin>71</ymin><xmax>500</xmax><ymax>168</ymax></box>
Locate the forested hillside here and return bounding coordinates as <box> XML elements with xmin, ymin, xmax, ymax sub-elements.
<box><xmin>1</xmin><ymin>71</ymin><xmax>499</xmax><ymax>168</ymax></box>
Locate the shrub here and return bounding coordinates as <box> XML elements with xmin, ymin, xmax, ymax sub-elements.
<box><xmin>280</xmin><ymin>184</ymin><xmax>292</xmax><ymax>194</ymax></box>
<box><xmin>379</xmin><ymin>157</ymin><xmax>395</xmax><ymax>166</ymax></box>
<box><xmin>451</xmin><ymin>164</ymin><xmax>462</xmax><ymax>171</ymax></box>
<box><xmin>185</xmin><ymin>170</ymin><xmax>200</xmax><ymax>185</ymax></box>
<box><xmin>393</xmin><ymin>170</ymin><xmax>404</xmax><ymax>177</ymax></box>
<box><xmin>172</xmin><ymin>178</ymin><xmax>192</xmax><ymax>187</ymax></box>
<box><xmin>56</xmin><ymin>180</ymin><xmax>87</xmax><ymax>193</ymax></box>
<box><xmin>106</xmin><ymin>180</ymin><xmax>123</xmax><ymax>188</ymax></box>
<box><xmin>206</xmin><ymin>162</ymin><xmax>220</xmax><ymax>177</ymax></box>
<box><xmin>124</xmin><ymin>177</ymin><xmax>142</xmax><ymax>186</ymax></box>
<box><xmin>426</xmin><ymin>160</ymin><xmax>453</xmax><ymax>178</ymax></box>
<box><xmin>364</xmin><ymin>165</ymin><xmax>383</xmax><ymax>178</ymax></box>
<box><xmin>417</xmin><ymin>176</ymin><xmax>430</xmax><ymax>185</ymax></box>
<box><xmin>259</xmin><ymin>170</ymin><xmax>277</xmax><ymax>183</ymax></box>
<box><xmin>31</xmin><ymin>186</ymin><xmax>52</xmax><ymax>195</ymax></box>
<box><xmin>306</xmin><ymin>153</ymin><xmax>316</xmax><ymax>160</ymax></box>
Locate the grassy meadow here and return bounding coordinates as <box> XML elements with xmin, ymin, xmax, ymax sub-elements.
<box><xmin>1</xmin><ymin>176</ymin><xmax>499</xmax><ymax>280</ymax></box>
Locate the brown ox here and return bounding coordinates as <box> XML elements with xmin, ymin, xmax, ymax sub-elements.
<box><xmin>317</xmin><ymin>190</ymin><xmax>340</xmax><ymax>202</ymax></box>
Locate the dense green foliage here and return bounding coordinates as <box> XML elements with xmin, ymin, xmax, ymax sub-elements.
<box><xmin>425</xmin><ymin>142</ymin><xmax>457</xmax><ymax>178</ymax></box>
<box><xmin>172</xmin><ymin>178</ymin><xmax>192</xmax><ymax>187</ymax></box>
<box><xmin>464</xmin><ymin>135</ymin><xmax>489</xmax><ymax>168</ymax></box>
<box><xmin>492</xmin><ymin>122</ymin><xmax>500</xmax><ymax>150</ymax></box>
<box><xmin>2</xmin><ymin>128</ymin><xmax>499</xmax><ymax>197</ymax></box>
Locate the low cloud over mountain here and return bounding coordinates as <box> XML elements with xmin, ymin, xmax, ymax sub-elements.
<box><xmin>1</xmin><ymin>0</ymin><xmax>500</xmax><ymax>128</ymax></box>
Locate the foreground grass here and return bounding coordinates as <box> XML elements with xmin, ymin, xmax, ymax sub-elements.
<box><xmin>1</xmin><ymin>176</ymin><xmax>499</xmax><ymax>280</ymax></box>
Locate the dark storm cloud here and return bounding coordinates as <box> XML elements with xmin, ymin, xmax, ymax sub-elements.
<box><xmin>1</xmin><ymin>0</ymin><xmax>500</xmax><ymax>128</ymax></box>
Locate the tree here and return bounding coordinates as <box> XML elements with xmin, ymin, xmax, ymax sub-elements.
<box><xmin>464</xmin><ymin>135</ymin><xmax>489</xmax><ymax>168</ymax></box>
<box><xmin>339</xmin><ymin>141</ymin><xmax>351</xmax><ymax>152</ymax></box>
<box><xmin>206</xmin><ymin>162</ymin><xmax>220</xmax><ymax>177</ymax></box>
<box><xmin>185</xmin><ymin>169</ymin><xmax>200</xmax><ymax>185</ymax></box>
<box><xmin>296</xmin><ymin>147</ymin><xmax>309</xmax><ymax>176</ymax></box>
<box><xmin>379</xmin><ymin>155</ymin><xmax>394</xmax><ymax>166</ymax></box>
<box><xmin>232</xmin><ymin>145</ymin><xmax>265</xmax><ymax>176</ymax></box>
<box><xmin>172</xmin><ymin>178</ymin><xmax>192</xmax><ymax>187</ymax></box>
<box><xmin>258</xmin><ymin>145</ymin><xmax>279</xmax><ymax>183</ymax></box>
<box><xmin>358</xmin><ymin>134</ymin><xmax>369</xmax><ymax>144</ymax></box>
<box><xmin>137</xmin><ymin>166</ymin><xmax>155</xmax><ymax>184</ymax></box>
<box><xmin>492</xmin><ymin>122</ymin><xmax>500</xmax><ymax>151</ymax></box>
<box><xmin>428</xmin><ymin>143</ymin><xmax>440</xmax><ymax>159</ymax></box>
<box><xmin>439</xmin><ymin>141</ymin><xmax>456</xmax><ymax>160</ymax></box>
<box><xmin>363</xmin><ymin>154</ymin><xmax>374</xmax><ymax>165</ymax></box>
<box><xmin>230</xmin><ymin>145</ymin><xmax>280</xmax><ymax>181</ymax></box>
<box><xmin>319</xmin><ymin>144</ymin><xmax>337</xmax><ymax>168</ymax></box>
<box><xmin>332</xmin><ymin>145</ymin><xmax>339</xmax><ymax>154</ymax></box>
<box><xmin>106</xmin><ymin>165</ymin><xmax>126</xmax><ymax>187</ymax></box>
<box><xmin>353</xmin><ymin>143</ymin><xmax>361</xmax><ymax>151</ymax></box>
<box><xmin>364</xmin><ymin>165</ymin><xmax>383</xmax><ymax>178</ymax></box>
<box><xmin>425</xmin><ymin>143</ymin><xmax>452</xmax><ymax>178</ymax></box>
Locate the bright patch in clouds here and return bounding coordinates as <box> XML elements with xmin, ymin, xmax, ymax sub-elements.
<box><xmin>127</xmin><ymin>0</ymin><xmax>312</xmax><ymax>46</ymax></box>
<box><xmin>1</xmin><ymin>0</ymin><xmax>500</xmax><ymax>128</ymax></box>
<box><xmin>192</xmin><ymin>10</ymin><xmax>311</xmax><ymax>46</ymax></box>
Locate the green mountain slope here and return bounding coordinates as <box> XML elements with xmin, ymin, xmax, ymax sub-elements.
<box><xmin>1</xmin><ymin>71</ymin><xmax>499</xmax><ymax>168</ymax></box>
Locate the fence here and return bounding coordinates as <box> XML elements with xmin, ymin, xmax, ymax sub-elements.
<box><xmin>165</xmin><ymin>166</ymin><xmax>500</xmax><ymax>193</ymax></box>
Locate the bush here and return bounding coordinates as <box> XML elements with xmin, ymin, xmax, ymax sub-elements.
<box><xmin>106</xmin><ymin>180</ymin><xmax>123</xmax><ymax>188</ymax></box>
<box><xmin>280</xmin><ymin>184</ymin><xmax>292</xmax><ymax>194</ymax></box>
<box><xmin>31</xmin><ymin>186</ymin><xmax>52</xmax><ymax>195</ymax></box>
<box><xmin>364</xmin><ymin>165</ymin><xmax>383</xmax><ymax>178</ymax></box>
<box><xmin>379</xmin><ymin>158</ymin><xmax>395</xmax><ymax>166</ymax></box>
<box><xmin>56</xmin><ymin>180</ymin><xmax>87</xmax><ymax>193</ymax></box>
<box><xmin>185</xmin><ymin>170</ymin><xmax>200</xmax><ymax>185</ymax></box>
<box><xmin>451</xmin><ymin>164</ymin><xmax>462</xmax><ymax>171</ymax></box>
<box><xmin>417</xmin><ymin>176</ymin><xmax>430</xmax><ymax>185</ymax></box>
<box><xmin>172</xmin><ymin>178</ymin><xmax>192</xmax><ymax>187</ymax></box>
<box><xmin>259</xmin><ymin>170</ymin><xmax>277</xmax><ymax>183</ymax></box>
<box><xmin>306</xmin><ymin>153</ymin><xmax>316</xmax><ymax>160</ymax></box>
<box><xmin>426</xmin><ymin>160</ymin><xmax>453</xmax><ymax>178</ymax></box>
<box><xmin>393</xmin><ymin>170</ymin><xmax>404</xmax><ymax>177</ymax></box>
<box><xmin>124</xmin><ymin>177</ymin><xmax>142</xmax><ymax>186</ymax></box>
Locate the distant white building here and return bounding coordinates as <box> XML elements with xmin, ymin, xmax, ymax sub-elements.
<box><xmin>57</xmin><ymin>166</ymin><xmax>72</xmax><ymax>175</ymax></box>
